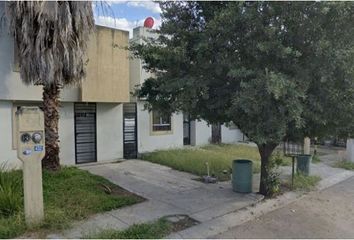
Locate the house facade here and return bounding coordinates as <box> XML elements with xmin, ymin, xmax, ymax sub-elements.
<box><xmin>0</xmin><ymin>23</ymin><xmax>245</xmax><ymax>168</ymax></box>
<box><xmin>0</xmin><ymin>25</ymin><xmax>130</xmax><ymax>168</ymax></box>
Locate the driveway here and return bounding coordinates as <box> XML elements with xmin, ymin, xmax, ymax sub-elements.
<box><xmin>215</xmin><ymin>176</ymin><xmax>354</xmax><ymax>239</ymax></box>
<box><xmin>81</xmin><ymin>160</ymin><xmax>263</xmax><ymax>224</ymax></box>
<box><xmin>45</xmin><ymin>160</ymin><xmax>263</xmax><ymax>238</ymax></box>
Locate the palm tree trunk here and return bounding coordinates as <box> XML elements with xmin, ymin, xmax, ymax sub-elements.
<box><xmin>42</xmin><ymin>84</ymin><xmax>61</xmax><ymax>171</ymax></box>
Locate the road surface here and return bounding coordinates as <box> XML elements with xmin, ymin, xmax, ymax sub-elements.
<box><xmin>216</xmin><ymin>176</ymin><xmax>354</xmax><ymax>239</ymax></box>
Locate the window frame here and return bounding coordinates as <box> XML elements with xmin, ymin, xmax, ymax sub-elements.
<box><xmin>150</xmin><ymin>110</ymin><xmax>173</xmax><ymax>135</ymax></box>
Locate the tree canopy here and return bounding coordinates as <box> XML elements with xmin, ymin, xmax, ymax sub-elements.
<box><xmin>131</xmin><ymin>1</ymin><xmax>354</xmax><ymax>195</ymax></box>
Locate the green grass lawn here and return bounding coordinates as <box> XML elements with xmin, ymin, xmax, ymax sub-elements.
<box><xmin>283</xmin><ymin>174</ymin><xmax>321</xmax><ymax>191</ymax></box>
<box><xmin>85</xmin><ymin>215</ymin><xmax>198</xmax><ymax>239</ymax></box>
<box><xmin>0</xmin><ymin>167</ymin><xmax>143</xmax><ymax>238</ymax></box>
<box><xmin>334</xmin><ymin>160</ymin><xmax>354</xmax><ymax>170</ymax></box>
<box><xmin>142</xmin><ymin>144</ymin><xmax>291</xmax><ymax>181</ymax></box>
<box><xmin>85</xmin><ymin>218</ymin><xmax>172</xmax><ymax>239</ymax></box>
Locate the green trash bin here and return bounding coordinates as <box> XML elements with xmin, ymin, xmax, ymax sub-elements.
<box><xmin>232</xmin><ymin>159</ymin><xmax>253</xmax><ymax>193</ymax></box>
<box><xmin>296</xmin><ymin>154</ymin><xmax>312</xmax><ymax>175</ymax></box>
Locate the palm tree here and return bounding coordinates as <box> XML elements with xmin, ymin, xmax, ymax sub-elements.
<box><xmin>5</xmin><ymin>1</ymin><xmax>94</xmax><ymax>170</ymax></box>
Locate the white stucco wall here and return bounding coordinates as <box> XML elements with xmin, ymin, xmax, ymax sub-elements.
<box><xmin>0</xmin><ymin>101</ymin><xmax>76</xmax><ymax>167</ymax></box>
<box><xmin>137</xmin><ymin>102</ymin><xmax>183</xmax><ymax>153</ymax></box>
<box><xmin>59</xmin><ymin>102</ymin><xmax>124</xmax><ymax>164</ymax></box>
<box><xmin>191</xmin><ymin>120</ymin><xmax>212</xmax><ymax>146</ymax></box>
<box><xmin>221</xmin><ymin>126</ymin><xmax>244</xmax><ymax>143</ymax></box>
<box><xmin>0</xmin><ymin>101</ymin><xmax>22</xmax><ymax>168</ymax></box>
<box><xmin>0</xmin><ymin>27</ymin><xmax>80</xmax><ymax>102</ymax></box>
<box><xmin>58</xmin><ymin>103</ymin><xmax>76</xmax><ymax>165</ymax></box>
<box><xmin>0</xmin><ymin>101</ymin><xmax>124</xmax><ymax>167</ymax></box>
<box><xmin>129</xmin><ymin>26</ymin><xmax>159</xmax><ymax>100</ymax></box>
<box><xmin>96</xmin><ymin>103</ymin><xmax>124</xmax><ymax>162</ymax></box>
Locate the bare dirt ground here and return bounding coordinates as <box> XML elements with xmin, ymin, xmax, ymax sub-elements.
<box><xmin>216</xmin><ymin>176</ymin><xmax>354</xmax><ymax>239</ymax></box>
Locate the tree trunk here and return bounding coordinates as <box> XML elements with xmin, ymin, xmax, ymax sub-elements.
<box><xmin>211</xmin><ymin>123</ymin><xmax>222</xmax><ymax>144</ymax></box>
<box><xmin>258</xmin><ymin>143</ymin><xmax>277</xmax><ymax>196</ymax></box>
<box><xmin>42</xmin><ymin>84</ymin><xmax>61</xmax><ymax>171</ymax></box>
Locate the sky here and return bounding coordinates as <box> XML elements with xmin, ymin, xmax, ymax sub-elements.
<box><xmin>93</xmin><ymin>1</ymin><xmax>162</xmax><ymax>38</ymax></box>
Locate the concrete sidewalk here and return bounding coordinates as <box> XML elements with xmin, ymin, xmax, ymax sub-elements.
<box><xmin>46</xmin><ymin>151</ymin><xmax>353</xmax><ymax>239</ymax></box>
<box><xmin>48</xmin><ymin>160</ymin><xmax>263</xmax><ymax>238</ymax></box>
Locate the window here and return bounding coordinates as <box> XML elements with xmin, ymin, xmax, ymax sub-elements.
<box><xmin>151</xmin><ymin>110</ymin><xmax>172</xmax><ymax>132</ymax></box>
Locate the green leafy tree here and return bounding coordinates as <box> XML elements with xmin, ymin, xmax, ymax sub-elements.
<box><xmin>3</xmin><ymin>2</ymin><xmax>94</xmax><ymax>170</ymax></box>
<box><xmin>131</xmin><ymin>2</ymin><xmax>354</xmax><ymax>196</ymax></box>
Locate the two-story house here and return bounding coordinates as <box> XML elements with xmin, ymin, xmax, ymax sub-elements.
<box><xmin>0</xmin><ymin>25</ymin><xmax>131</xmax><ymax>168</ymax></box>
<box><xmin>0</xmin><ymin>20</ymin><xmax>245</xmax><ymax>168</ymax></box>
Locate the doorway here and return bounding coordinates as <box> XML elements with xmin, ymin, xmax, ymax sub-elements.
<box><xmin>123</xmin><ymin>103</ymin><xmax>138</xmax><ymax>159</ymax></box>
<box><xmin>74</xmin><ymin>103</ymin><xmax>97</xmax><ymax>164</ymax></box>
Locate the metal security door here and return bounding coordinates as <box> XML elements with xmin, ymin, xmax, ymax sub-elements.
<box><xmin>123</xmin><ymin>103</ymin><xmax>137</xmax><ymax>159</ymax></box>
<box><xmin>74</xmin><ymin>103</ymin><xmax>97</xmax><ymax>164</ymax></box>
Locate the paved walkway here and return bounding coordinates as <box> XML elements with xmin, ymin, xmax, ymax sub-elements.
<box><xmin>48</xmin><ymin>160</ymin><xmax>263</xmax><ymax>238</ymax></box>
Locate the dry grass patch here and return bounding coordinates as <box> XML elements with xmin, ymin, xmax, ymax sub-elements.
<box><xmin>142</xmin><ymin>144</ymin><xmax>290</xmax><ymax>181</ymax></box>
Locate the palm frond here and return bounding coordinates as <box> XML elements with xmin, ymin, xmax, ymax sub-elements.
<box><xmin>4</xmin><ymin>1</ymin><xmax>95</xmax><ymax>86</ymax></box>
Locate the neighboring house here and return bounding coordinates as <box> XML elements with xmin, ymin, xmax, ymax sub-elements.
<box><xmin>0</xmin><ymin>25</ymin><xmax>131</xmax><ymax>168</ymax></box>
<box><xmin>129</xmin><ymin>26</ymin><xmax>244</xmax><ymax>154</ymax></box>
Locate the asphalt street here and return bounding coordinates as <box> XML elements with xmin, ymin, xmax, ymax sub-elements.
<box><xmin>216</xmin><ymin>176</ymin><xmax>354</xmax><ymax>239</ymax></box>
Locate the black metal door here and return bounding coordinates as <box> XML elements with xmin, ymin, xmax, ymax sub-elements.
<box><xmin>183</xmin><ymin>114</ymin><xmax>191</xmax><ymax>145</ymax></box>
<box><xmin>74</xmin><ymin>103</ymin><xmax>97</xmax><ymax>164</ymax></box>
<box><xmin>123</xmin><ymin>103</ymin><xmax>137</xmax><ymax>159</ymax></box>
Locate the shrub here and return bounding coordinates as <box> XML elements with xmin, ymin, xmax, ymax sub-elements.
<box><xmin>287</xmin><ymin>174</ymin><xmax>321</xmax><ymax>191</ymax></box>
<box><xmin>312</xmin><ymin>154</ymin><xmax>321</xmax><ymax>163</ymax></box>
<box><xmin>271</xmin><ymin>150</ymin><xmax>292</xmax><ymax>166</ymax></box>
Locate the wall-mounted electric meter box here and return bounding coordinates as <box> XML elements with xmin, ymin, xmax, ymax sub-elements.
<box><xmin>16</xmin><ymin>106</ymin><xmax>45</xmax><ymax>161</ymax></box>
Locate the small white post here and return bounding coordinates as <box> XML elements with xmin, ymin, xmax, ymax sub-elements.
<box><xmin>347</xmin><ymin>138</ymin><xmax>354</xmax><ymax>163</ymax></box>
<box><xmin>304</xmin><ymin>137</ymin><xmax>311</xmax><ymax>155</ymax></box>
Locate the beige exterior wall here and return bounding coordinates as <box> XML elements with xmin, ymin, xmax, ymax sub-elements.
<box><xmin>81</xmin><ymin>26</ymin><xmax>130</xmax><ymax>103</ymax></box>
<box><xmin>0</xmin><ymin>25</ymin><xmax>129</xmax><ymax>103</ymax></box>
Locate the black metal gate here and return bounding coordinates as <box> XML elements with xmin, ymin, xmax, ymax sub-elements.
<box><xmin>74</xmin><ymin>103</ymin><xmax>97</xmax><ymax>164</ymax></box>
<box><xmin>123</xmin><ymin>103</ymin><xmax>138</xmax><ymax>159</ymax></box>
<box><xmin>183</xmin><ymin>114</ymin><xmax>191</xmax><ymax>145</ymax></box>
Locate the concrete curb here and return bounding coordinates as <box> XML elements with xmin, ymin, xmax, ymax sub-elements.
<box><xmin>166</xmin><ymin>170</ymin><xmax>354</xmax><ymax>239</ymax></box>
